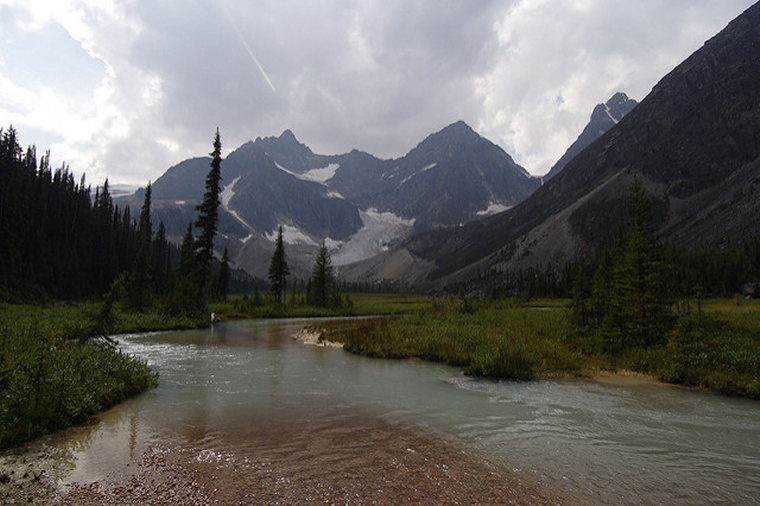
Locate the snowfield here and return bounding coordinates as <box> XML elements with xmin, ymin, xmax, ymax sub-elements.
<box><xmin>476</xmin><ymin>202</ymin><xmax>511</xmax><ymax>216</ymax></box>
<box><xmin>266</xmin><ymin>224</ymin><xmax>318</xmax><ymax>246</ymax></box>
<box><xmin>301</xmin><ymin>163</ymin><xmax>339</xmax><ymax>183</ymax></box>
<box><xmin>220</xmin><ymin>175</ymin><xmax>254</xmax><ymax>231</ymax></box>
<box><xmin>332</xmin><ymin>208</ymin><xmax>415</xmax><ymax>266</ymax></box>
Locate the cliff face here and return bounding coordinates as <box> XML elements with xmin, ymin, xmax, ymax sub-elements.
<box><xmin>544</xmin><ymin>92</ymin><xmax>638</xmax><ymax>181</ymax></box>
<box><xmin>385</xmin><ymin>2</ymin><xmax>760</xmax><ymax>288</ymax></box>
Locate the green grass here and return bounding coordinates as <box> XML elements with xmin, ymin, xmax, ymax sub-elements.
<box><xmin>620</xmin><ymin>298</ymin><xmax>760</xmax><ymax>398</ymax></box>
<box><xmin>312</xmin><ymin>297</ymin><xmax>760</xmax><ymax>399</ymax></box>
<box><xmin>317</xmin><ymin>299</ymin><xmax>586</xmax><ymax>381</ymax></box>
<box><xmin>211</xmin><ymin>292</ymin><xmax>438</xmax><ymax>320</ymax></box>
<box><xmin>0</xmin><ymin>302</ymin><xmax>176</xmax><ymax>449</ymax></box>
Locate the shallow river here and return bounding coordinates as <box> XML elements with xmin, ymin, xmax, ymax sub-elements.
<box><xmin>56</xmin><ymin>319</ymin><xmax>760</xmax><ymax>504</ymax></box>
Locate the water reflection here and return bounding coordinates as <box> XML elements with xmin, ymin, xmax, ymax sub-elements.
<box><xmin>51</xmin><ymin>319</ymin><xmax>760</xmax><ymax>504</ymax></box>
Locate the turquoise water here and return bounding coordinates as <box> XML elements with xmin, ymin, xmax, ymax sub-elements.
<box><xmin>56</xmin><ymin>319</ymin><xmax>760</xmax><ymax>504</ymax></box>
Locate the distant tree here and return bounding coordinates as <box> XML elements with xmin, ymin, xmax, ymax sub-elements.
<box><xmin>152</xmin><ymin>221</ymin><xmax>171</xmax><ymax>294</ymax></box>
<box><xmin>165</xmin><ymin>222</ymin><xmax>198</xmax><ymax>315</ymax></box>
<box><xmin>603</xmin><ymin>180</ymin><xmax>672</xmax><ymax>348</ymax></box>
<box><xmin>308</xmin><ymin>241</ymin><xmax>336</xmax><ymax>307</ymax></box>
<box><xmin>267</xmin><ymin>226</ymin><xmax>289</xmax><ymax>305</ymax></box>
<box><xmin>574</xmin><ymin>180</ymin><xmax>674</xmax><ymax>353</ymax></box>
<box><xmin>178</xmin><ymin>223</ymin><xmax>195</xmax><ymax>279</ymax></box>
<box><xmin>216</xmin><ymin>247</ymin><xmax>230</xmax><ymax>302</ymax></box>
<box><xmin>126</xmin><ymin>182</ymin><xmax>153</xmax><ymax>311</ymax></box>
<box><xmin>193</xmin><ymin>129</ymin><xmax>223</xmax><ymax>309</ymax></box>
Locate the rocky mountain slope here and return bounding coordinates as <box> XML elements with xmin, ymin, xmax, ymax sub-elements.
<box><xmin>350</xmin><ymin>2</ymin><xmax>760</xmax><ymax>289</ymax></box>
<box><xmin>544</xmin><ymin>92</ymin><xmax>638</xmax><ymax>180</ymax></box>
<box><xmin>122</xmin><ymin>121</ymin><xmax>539</xmax><ymax>279</ymax></box>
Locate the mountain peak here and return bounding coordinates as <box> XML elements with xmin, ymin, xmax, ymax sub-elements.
<box><xmin>279</xmin><ymin>129</ymin><xmax>298</xmax><ymax>142</ymax></box>
<box><xmin>606</xmin><ymin>92</ymin><xmax>630</xmax><ymax>107</ymax></box>
<box><xmin>418</xmin><ymin>121</ymin><xmax>481</xmax><ymax>150</ymax></box>
<box><xmin>545</xmin><ymin>92</ymin><xmax>638</xmax><ymax>180</ymax></box>
<box><xmin>440</xmin><ymin>120</ymin><xmax>476</xmax><ymax>136</ymax></box>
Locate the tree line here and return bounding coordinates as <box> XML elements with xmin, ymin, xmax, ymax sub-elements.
<box><xmin>0</xmin><ymin>125</ymin><xmax>231</xmax><ymax>317</ymax></box>
<box><xmin>0</xmin><ymin>126</ymin><xmax>170</xmax><ymax>301</ymax></box>
<box><xmin>1</xmin><ymin>124</ymin><xmax>349</xmax><ymax>316</ymax></box>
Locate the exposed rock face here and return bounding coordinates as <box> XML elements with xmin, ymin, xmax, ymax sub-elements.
<box><xmin>120</xmin><ymin>121</ymin><xmax>538</xmax><ymax>278</ymax></box>
<box><xmin>365</xmin><ymin>2</ymin><xmax>760</xmax><ymax>289</ymax></box>
<box><xmin>544</xmin><ymin>92</ymin><xmax>638</xmax><ymax>180</ymax></box>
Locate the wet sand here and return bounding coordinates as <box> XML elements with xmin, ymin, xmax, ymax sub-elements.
<box><xmin>2</xmin><ymin>413</ymin><xmax>564</xmax><ymax>505</ymax></box>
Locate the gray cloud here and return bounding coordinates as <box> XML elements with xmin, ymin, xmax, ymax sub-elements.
<box><xmin>0</xmin><ymin>0</ymin><xmax>755</xmax><ymax>184</ymax></box>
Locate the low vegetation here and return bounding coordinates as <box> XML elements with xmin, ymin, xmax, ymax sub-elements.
<box><xmin>0</xmin><ymin>303</ymin><xmax>167</xmax><ymax>449</ymax></box>
<box><xmin>311</xmin><ymin>296</ymin><xmax>760</xmax><ymax>399</ymax></box>
<box><xmin>315</xmin><ymin>299</ymin><xmax>587</xmax><ymax>381</ymax></box>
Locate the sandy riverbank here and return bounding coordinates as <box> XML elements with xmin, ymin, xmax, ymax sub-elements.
<box><xmin>294</xmin><ymin>327</ymin><xmax>344</xmax><ymax>348</ymax></box>
<box><xmin>1</xmin><ymin>412</ymin><xmax>565</xmax><ymax>505</ymax></box>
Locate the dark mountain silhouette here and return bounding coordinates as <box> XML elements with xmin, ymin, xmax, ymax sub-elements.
<box><xmin>121</xmin><ymin>121</ymin><xmax>538</xmax><ymax>278</ymax></box>
<box><xmin>347</xmin><ymin>2</ymin><xmax>760</xmax><ymax>289</ymax></box>
<box><xmin>544</xmin><ymin>92</ymin><xmax>638</xmax><ymax>180</ymax></box>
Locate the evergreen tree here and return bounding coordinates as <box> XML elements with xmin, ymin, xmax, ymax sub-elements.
<box><xmin>162</xmin><ymin>222</ymin><xmax>198</xmax><ymax>315</ymax></box>
<box><xmin>152</xmin><ymin>221</ymin><xmax>171</xmax><ymax>294</ymax></box>
<box><xmin>267</xmin><ymin>226</ymin><xmax>289</xmax><ymax>305</ymax></box>
<box><xmin>178</xmin><ymin>223</ymin><xmax>195</xmax><ymax>279</ymax></box>
<box><xmin>216</xmin><ymin>247</ymin><xmax>230</xmax><ymax>302</ymax></box>
<box><xmin>126</xmin><ymin>182</ymin><xmax>153</xmax><ymax>311</ymax></box>
<box><xmin>192</xmin><ymin>129</ymin><xmax>223</xmax><ymax>310</ymax></box>
<box><xmin>598</xmin><ymin>180</ymin><xmax>673</xmax><ymax>351</ymax></box>
<box><xmin>309</xmin><ymin>241</ymin><xmax>335</xmax><ymax>307</ymax></box>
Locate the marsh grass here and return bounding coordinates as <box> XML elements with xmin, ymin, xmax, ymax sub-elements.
<box><xmin>0</xmin><ymin>303</ymin><xmax>165</xmax><ymax>448</ymax></box>
<box><xmin>313</xmin><ymin>297</ymin><xmax>760</xmax><ymax>397</ymax></box>
<box><xmin>319</xmin><ymin>301</ymin><xmax>585</xmax><ymax>381</ymax></box>
<box><xmin>211</xmin><ymin>292</ymin><xmax>438</xmax><ymax>320</ymax></box>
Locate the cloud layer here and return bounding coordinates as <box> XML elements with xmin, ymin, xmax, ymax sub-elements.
<box><xmin>0</xmin><ymin>0</ymin><xmax>755</xmax><ymax>184</ymax></box>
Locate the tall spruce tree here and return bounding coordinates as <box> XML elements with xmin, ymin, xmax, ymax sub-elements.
<box><xmin>193</xmin><ymin>129</ymin><xmax>223</xmax><ymax>310</ymax></box>
<box><xmin>152</xmin><ymin>221</ymin><xmax>171</xmax><ymax>294</ymax></box>
<box><xmin>126</xmin><ymin>182</ymin><xmax>153</xmax><ymax>310</ymax></box>
<box><xmin>216</xmin><ymin>247</ymin><xmax>230</xmax><ymax>302</ymax></box>
<box><xmin>308</xmin><ymin>241</ymin><xmax>334</xmax><ymax>307</ymax></box>
<box><xmin>602</xmin><ymin>179</ymin><xmax>673</xmax><ymax>350</ymax></box>
<box><xmin>268</xmin><ymin>226</ymin><xmax>289</xmax><ymax>305</ymax></box>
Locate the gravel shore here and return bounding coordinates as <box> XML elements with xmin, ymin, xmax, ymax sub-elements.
<box><xmin>1</xmin><ymin>414</ymin><xmax>565</xmax><ymax>505</ymax></box>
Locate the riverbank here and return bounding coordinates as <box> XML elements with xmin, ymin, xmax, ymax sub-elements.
<box><xmin>0</xmin><ymin>303</ymin><xmax>172</xmax><ymax>449</ymax></box>
<box><xmin>0</xmin><ymin>412</ymin><xmax>564</xmax><ymax>505</ymax></box>
<box><xmin>307</xmin><ymin>298</ymin><xmax>760</xmax><ymax>399</ymax></box>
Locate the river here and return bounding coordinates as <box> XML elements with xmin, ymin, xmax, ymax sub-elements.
<box><xmin>51</xmin><ymin>319</ymin><xmax>760</xmax><ymax>504</ymax></box>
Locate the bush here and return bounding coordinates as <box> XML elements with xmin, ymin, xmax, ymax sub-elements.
<box><xmin>0</xmin><ymin>316</ymin><xmax>158</xmax><ymax>449</ymax></box>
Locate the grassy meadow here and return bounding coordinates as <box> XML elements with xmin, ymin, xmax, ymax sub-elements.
<box><xmin>311</xmin><ymin>296</ymin><xmax>760</xmax><ymax>398</ymax></box>
<box><xmin>0</xmin><ymin>302</ymin><xmax>203</xmax><ymax>449</ymax></box>
<box><xmin>2</xmin><ymin>293</ymin><xmax>757</xmax><ymax>448</ymax></box>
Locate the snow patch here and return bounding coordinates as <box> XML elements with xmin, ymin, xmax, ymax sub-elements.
<box><xmin>220</xmin><ymin>175</ymin><xmax>254</xmax><ymax>231</ymax></box>
<box><xmin>266</xmin><ymin>224</ymin><xmax>317</xmax><ymax>246</ymax></box>
<box><xmin>399</xmin><ymin>174</ymin><xmax>415</xmax><ymax>186</ymax></box>
<box><xmin>301</xmin><ymin>163</ymin><xmax>339</xmax><ymax>183</ymax></box>
<box><xmin>332</xmin><ymin>208</ymin><xmax>416</xmax><ymax>266</ymax></box>
<box><xmin>326</xmin><ymin>190</ymin><xmax>344</xmax><ymax>199</ymax></box>
<box><xmin>175</xmin><ymin>200</ymin><xmax>186</xmax><ymax>205</ymax></box>
<box><xmin>240</xmin><ymin>233</ymin><xmax>255</xmax><ymax>243</ymax></box>
<box><xmin>274</xmin><ymin>161</ymin><xmax>300</xmax><ymax>178</ymax></box>
<box><xmin>604</xmin><ymin>104</ymin><xmax>618</xmax><ymax>124</ymax></box>
<box><xmin>476</xmin><ymin>202</ymin><xmax>511</xmax><ymax>216</ymax></box>
<box><xmin>274</xmin><ymin>161</ymin><xmax>340</xmax><ymax>185</ymax></box>
<box><xmin>324</xmin><ymin>237</ymin><xmax>343</xmax><ymax>249</ymax></box>
<box><xmin>420</xmin><ymin>162</ymin><xmax>437</xmax><ymax>173</ymax></box>
<box><xmin>221</xmin><ymin>176</ymin><xmax>242</xmax><ymax>209</ymax></box>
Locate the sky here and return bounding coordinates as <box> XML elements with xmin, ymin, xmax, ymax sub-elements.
<box><xmin>0</xmin><ymin>0</ymin><xmax>756</xmax><ymax>186</ymax></box>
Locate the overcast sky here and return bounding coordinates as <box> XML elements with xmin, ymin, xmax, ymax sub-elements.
<box><xmin>1</xmin><ymin>0</ymin><xmax>755</xmax><ymax>185</ymax></box>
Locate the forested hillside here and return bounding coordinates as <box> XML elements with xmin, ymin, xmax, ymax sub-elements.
<box><xmin>0</xmin><ymin>126</ymin><xmax>170</xmax><ymax>301</ymax></box>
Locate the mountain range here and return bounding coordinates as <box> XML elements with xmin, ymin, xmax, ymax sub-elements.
<box><xmin>544</xmin><ymin>92</ymin><xmax>637</xmax><ymax>180</ymax></box>
<box><xmin>123</xmin><ymin>119</ymin><xmax>540</xmax><ymax>279</ymax></box>
<box><xmin>349</xmin><ymin>1</ymin><xmax>760</xmax><ymax>291</ymax></box>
